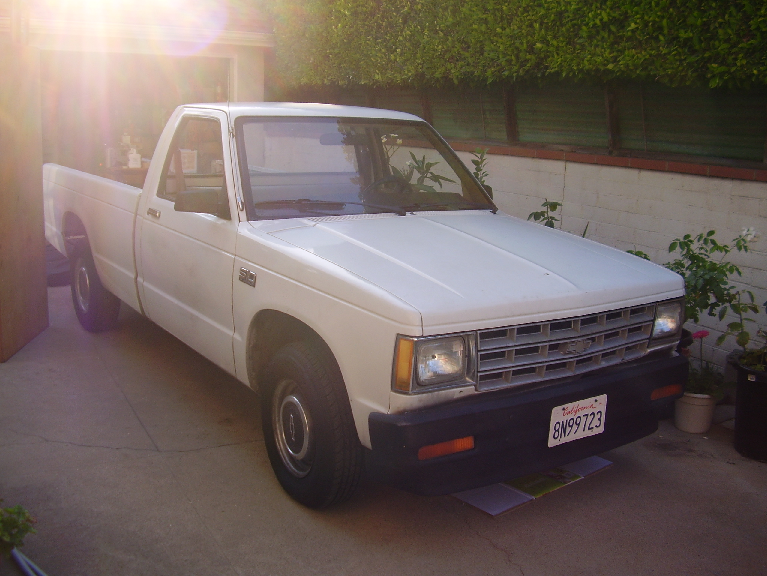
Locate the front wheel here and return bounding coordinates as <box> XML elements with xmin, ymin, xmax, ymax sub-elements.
<box><xmin>261</xmin><ymin>342</ymin><xmax>364</xmax><ymax>508</ymax></box>
<box><xmin>70</xmin><ymin>248</ymin><xmax>121</xmax><ymax>332</ymax></box>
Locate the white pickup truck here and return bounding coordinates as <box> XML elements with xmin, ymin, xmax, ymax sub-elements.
<box><xmin>44</xmin><ymin>103</ymin><xmax>688</xmax><ymax>508</ymax></box>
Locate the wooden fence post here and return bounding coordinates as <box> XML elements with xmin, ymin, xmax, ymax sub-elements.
<box><xmin>0</xmin><ymin>8</ymin><xmax>49</xmax><ymax>361</ymax></box>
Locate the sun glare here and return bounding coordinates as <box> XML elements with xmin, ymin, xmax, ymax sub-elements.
<box><xmin>42</xmin><ymin>0</ymin><xmax>230</xmax><ymax>55</ymax></box>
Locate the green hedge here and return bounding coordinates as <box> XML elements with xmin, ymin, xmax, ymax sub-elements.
<box><xmin>271</xmin><ymin>0</ymin><xmax>767</xmax><ymax>89</ymax></box>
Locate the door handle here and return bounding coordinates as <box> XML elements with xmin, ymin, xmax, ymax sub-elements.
<box><xmin>147</xmin><ymin>208</ymin><xmax>161</xmax><ymax>219</ymax></box>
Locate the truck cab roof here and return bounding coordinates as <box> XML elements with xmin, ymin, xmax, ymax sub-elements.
<box><xmin>183</xmin><ymin>102</ymin><xmax>423</xmax><ymax>122</ymax></box>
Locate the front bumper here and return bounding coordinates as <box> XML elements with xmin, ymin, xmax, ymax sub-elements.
<box><xmin>367</xmin><ymin>353</ymin><xmax>687</xmax><ymax>495</ymax></box>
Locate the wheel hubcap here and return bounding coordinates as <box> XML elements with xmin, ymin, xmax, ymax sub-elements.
<box><xmin>273</xmin><ymin>380</ymin><xmax>312</xmax><ymax>478</ymax></box>
<box><xmin>74</xmin><ymin>262</ymin><xmax>91</xmax><ymax>313</ymax></box>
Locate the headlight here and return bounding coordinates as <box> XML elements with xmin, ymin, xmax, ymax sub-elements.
<box><xmin>416</xmin><ymin>337</ymin><xmax>466</xmax><ymax>385</ymax></box>
<box><xmin>652</xmin><ymin>299</ymin><xmax>684</xmax><ymax>340</ymax></box>
<box><xmin>393</xmin><ymin>334</ymin><xmax>475</xmax><ymax>393</ymax></box>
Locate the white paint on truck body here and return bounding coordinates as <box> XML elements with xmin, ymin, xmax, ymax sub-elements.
<box><xmin>44</xmin><ymin>102</ymin><xmax>685</xmax><ymax>453</ymax></box>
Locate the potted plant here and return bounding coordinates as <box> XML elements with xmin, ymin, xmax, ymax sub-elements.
<box><xmin>717</xmin><ymin>293</ymin><xmax>767</xmax><ymax>461</ymax></box>
<box><xmin>675</xmin><ymin>331</ymin><xmax>725</xmax><ymax>433</ymax></box>
<box><xmin>664</xmin><ymin>228</ymin><xmax>765</xmax><ymax>438</ymax></box>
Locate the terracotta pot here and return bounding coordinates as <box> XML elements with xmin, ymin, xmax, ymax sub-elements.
<box><xmin>732</xmin><ymin>363</ymin><xmax>767</xmax><ymax>462</ymax></box>
<box><xmin>674</xmin><ymin>392</ymin><xmax>717</xmax><ymax>434</ymax></box>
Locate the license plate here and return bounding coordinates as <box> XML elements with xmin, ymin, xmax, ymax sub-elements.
<box><xmin>548</xmin><ymin>394</ymin><xmax>607</xmax><ymax>447</ymax></box>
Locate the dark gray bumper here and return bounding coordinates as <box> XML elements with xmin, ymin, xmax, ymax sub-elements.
<box><xmin>367</xmin><ymin>353</ymin><xmax>688</xmax><ymax>495</ymax></box>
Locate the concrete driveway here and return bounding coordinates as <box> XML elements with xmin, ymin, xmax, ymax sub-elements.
<box><xmin>1</xmin><ymin>286</ymin><xmax>766</xmax><ymax>576</ymax></box>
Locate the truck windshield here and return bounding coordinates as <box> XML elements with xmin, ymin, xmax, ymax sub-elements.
<box><xmin>235</xmin><ymin>117</ymin><xmax>495</xmax><ymax>220</ymax></box>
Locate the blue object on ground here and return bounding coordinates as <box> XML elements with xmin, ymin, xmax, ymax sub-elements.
<box><xmin>11</xmin><ymin>549</ymin><xmax>49</xmax><ymax>576</ymax></box>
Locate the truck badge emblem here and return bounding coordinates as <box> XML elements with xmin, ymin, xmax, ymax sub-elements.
<box><xmin>560</xmin><ymin>339</ymin><xmax>594</xmax><ymax>355</ymax></box>
<box><xmin>239</xmin><ymin>267</ymin><xmax>256</xmax><ymax>287</ymax></box>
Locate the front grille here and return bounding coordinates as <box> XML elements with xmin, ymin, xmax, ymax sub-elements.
<box><xmin>476</xmin><ymin>304</ymin><xmax>655</xmax><ymax>390</ymax></box>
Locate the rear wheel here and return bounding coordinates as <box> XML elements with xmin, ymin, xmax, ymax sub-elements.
<box><xmin>70</xmin><ymin>248</ymin><xmax>120</xmax><ymax>332</ymax></box>
<box><xmin>261</xmin><ymin>342</ymin><xmax>364</xmax><ymax>508</ymax></box>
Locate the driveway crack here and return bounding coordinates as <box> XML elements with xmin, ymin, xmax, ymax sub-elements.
<box><xmin>440</xmin><ymin>499</ymin><xmax>525</xmax><ymax>574</ymax></box>
<box><xmin>0</xmin><ymin>427</ymin><xmax>258</xmax><ymax>454</ymax></box>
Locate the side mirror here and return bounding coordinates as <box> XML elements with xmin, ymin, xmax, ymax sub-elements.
<box><xmin>175</xmin><ymin>187</ymin><xmax>231</xmax><ymax>220</ymax></box>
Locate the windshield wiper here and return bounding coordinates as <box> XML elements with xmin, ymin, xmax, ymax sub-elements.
<box><xmin>253</xmin><ymin>199</ymin><xmax>406</xmax><ymax>217</ymax></box>
<box><xmin>401</xmin><ymin>201</ymin><xmax>497</xmax><ymax>214</ymax></box>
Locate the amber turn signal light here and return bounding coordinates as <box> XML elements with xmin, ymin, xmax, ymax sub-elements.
<box><xmin>651</xmin><ymin>383</ymin><xmax>683</xmax><ymax>400</ymax></box>
<box><xmin>417</xmin><ymin>436</ymin><xmax>475</xmax><ymax>461</ymax></box>
<box><xmin>393</xmin><ymin>337</ymin><xmax>415</xmax><ymax>392</ymax></box>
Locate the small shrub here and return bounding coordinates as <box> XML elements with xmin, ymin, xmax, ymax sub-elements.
<box><xmin>665</xmin><ymin>229</ymin><xmax>756</xmax><ymax>324</ymax></box>
<box><xmin>527</xmin><ymin>199</ymin><xmax>561</xmax><ymax>228</ymax></box>
<box><xmin>626</xmin><ymin>249</ymin><xmax>651</xmax><ymax>260</ymax></box>
<box><xmin>0</xmin><ymin>500</ymin><xmax>36</xmax><ymax>558</ymax></box>
<box><xmin>686</xmin><ymin>365</ymin><xmax>726</xmax><ymax>399</ymax></box>
<box><xmin>470</xmin><ymin>148</ymin><xmax>489</xmax><ymax>185</ymax></box>
<box><xmin>684</xmin><ymin>330</ymin><xmax>726</xmax><ymax>398</ymax></box>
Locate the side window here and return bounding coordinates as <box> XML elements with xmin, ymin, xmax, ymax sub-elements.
<box><xmin>157</xmin><ymin>117</ymin><xmax>226</xmax><ymax>202</ymax></box>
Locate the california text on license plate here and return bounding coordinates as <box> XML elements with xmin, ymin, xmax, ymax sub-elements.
<box><xmin>548</xmin><ymin>394</ymin><xmax>607</xmax><ymax>447</ymax></box>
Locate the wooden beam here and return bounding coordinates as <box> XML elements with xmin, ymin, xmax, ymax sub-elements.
<box><xmin>503</xmin><ymin>85</ymin><xmax>519</xmax><ymax>143</ymax></box>
<box><xmin>420</xmin><ymin>92</ymin><xmax>433</xmax><ymax>126</ymax></box>
<box><xmin>604</xmin><ymin>84</ymin><xmax>620</xmax><ymax>154</ymax></box>
<box><xmin>0</xmin><ymin>39</ymin><xmax>49</xmax><ymax>361</ymax></box>
<box><xmin>365</xmin><ymin>88</ymin><xmax>377</xmax><ymax>109</ymax></box>
<box><xmin>763</xmin><ymin>102</ymin><xmax>767</xmax><ymax>164</ymax></box>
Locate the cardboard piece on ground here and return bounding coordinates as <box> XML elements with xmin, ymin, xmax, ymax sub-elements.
<box><xmin>453</xmin><ymin>456</ymin><xmax>612</xmax><ymax>516</ymax></box>
<box><xmin>451</xmin><ymin>483</ymin><xmax>534</xmax><ymax>516</ymax></box>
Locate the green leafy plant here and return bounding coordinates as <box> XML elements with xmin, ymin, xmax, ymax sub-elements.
<box><xmin>686</xmin><ymin>364</ymin><xmax>726</xmax><ymax>398</ymax></box>
<box><xmin>715</xmin><ymin>290</ymin><xmax>763</xmax><ymax>348</ymax></box>
<box><xmin>685</xmin><ymin>330</ymin><xmax>726</xmax><ymax>398</ymax></box>
<box><xmin>664</xmin><ymin>228</ymin><xmax>765</xmax><ymax>370</ymax></box>
<box><xmin>736</xmin><ymin>329</ymin><xmax>766</xmax><ymax>370</ymax></box>
<box><xmin>391</xmin><ymin>152</ymin><xmax>456</xmax><ymax>192</ymax></box>
<box><xmin>527</xmin><ymin>199</ymin><xmax>561</xmax><ymax>228</ymax></box>
<box><xmin>627</xmin><ymin>248</ymin><xmax>651</xmax><ymax>260</ymax></box>
<box><xmin>470</xmin><ymin>148</ymin><xmax>489</xmax><ymax>185</ymax></box>
<box><xmin>0</xmin><ymin>500</ymin><xmax>36</xmax><ymax>558</ymax></box>
<box><xmin>716</xmin><ymin>290</ymin><xmax>766</xmax><ymax>370</ymax></box>
<box><xmin>272</xmin><ymin>0</ymin><xmax>767</xmax><ymax>89</ymax></box>
<box><xmin>665</xmin><ymin>230</ymin><xmax>753</xmax><ymax>324</ymax></box>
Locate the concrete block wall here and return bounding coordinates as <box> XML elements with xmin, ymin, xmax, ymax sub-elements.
<box><xmin>456</xmin><ymin>151</ymin><xmax>767</xmax><ymax>369</ymax></box>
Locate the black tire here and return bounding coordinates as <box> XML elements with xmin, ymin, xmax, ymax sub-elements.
<box><xmin>261</xmin><ymin>341</ymin><xmax>364</xmax><ymax>508</ymax></box>
<box><xmin>70</xmin><ymin>248</ymin><xmax>121</xmax><ymax>332</ymax></box>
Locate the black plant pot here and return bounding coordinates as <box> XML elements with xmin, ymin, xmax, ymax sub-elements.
<box><xmin>733</xmin><ymin>363</ymin><xmax>767</xmax><ymax>462</ymax></box>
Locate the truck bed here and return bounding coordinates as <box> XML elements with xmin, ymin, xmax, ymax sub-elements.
<box><xmin>43</xmin><ymin>164</ymin><xmax>142</xmax><ymax>313</ymax></box>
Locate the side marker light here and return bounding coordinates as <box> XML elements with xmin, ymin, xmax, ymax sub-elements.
<box><xmin>417</xmin><ymin>436</ymin><xmax>475</xmax><ymax>461</ymax></box>
<box><xmin>651</xmin><ymin>383</ymin><xmax>683</xmax><ymax>400</ymax></box>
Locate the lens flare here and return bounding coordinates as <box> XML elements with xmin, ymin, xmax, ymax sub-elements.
<box><xmin>33</xmin><ymin>0</ymin><xmax>230</xmax><ymax>55</ymax></box>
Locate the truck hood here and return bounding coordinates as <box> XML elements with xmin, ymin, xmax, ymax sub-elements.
<box><xmin>266</xmin><ymin>211</ymin><xmax>683</xmax><ymax>333</ymax></box>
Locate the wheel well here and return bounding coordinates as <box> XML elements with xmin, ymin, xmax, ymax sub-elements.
<box><xmin>61</xmin><ymin>213</ymin><xmax>88</xmax><ymax>258</ymax></box>
<box><xmin>246</xmin><ymin>310</ymin><xmax>331</xmax><ymax>392</ymax></box>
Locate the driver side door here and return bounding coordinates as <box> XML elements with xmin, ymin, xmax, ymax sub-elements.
<box><xmin>137</xmin><ymin>112</ymin><xmax>237</xmax><ymax>374</ymax></box>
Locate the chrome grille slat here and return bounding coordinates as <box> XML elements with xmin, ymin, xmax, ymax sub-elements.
<box><xmin>477</xmin><ymin>305</ymin><xmax>655</xmax><ymax>391</ymax></box>
<box><xmin>479</xmin><ymin>329</ymin><xmax>651</xmax><ymax>371</ymax></box>
<box><xmin>479</xmin><ymin>308</ymin><xmax>655</xmax><ymax>350</ymax></box>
